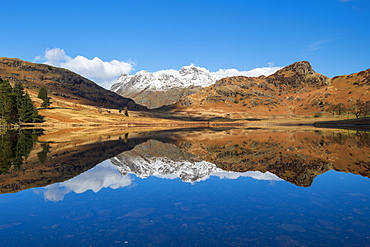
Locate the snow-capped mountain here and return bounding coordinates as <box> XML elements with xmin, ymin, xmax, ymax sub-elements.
<box><xmin>110</xmin><ymin>65</ymin><xmax>218</xmax><ymax>109</ymax></box>
<box><xmin>112</xmin><ymin>64</ymin><xmax>216</xmax><ymax>92</ymax></box>
<box><xmin>112</xmin><ymin>155</ymin><xmax>218</xmax><ymax>183</ymax></box>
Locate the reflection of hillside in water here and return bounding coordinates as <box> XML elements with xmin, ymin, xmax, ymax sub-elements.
<box><xmin>1</xmin><ymin>128</ymin><xmax>369</xmax><ymax>194</ymax></box>
<box><xmin>112</xmin><ymin>129</ymin><xmax>370</xmax><ymax>187</ymax></box>
<box><xmin>0</xmin><ymin>132</ymin><xmax>151</xmax><ymax>194</ymax></box>
<box><xmin>174</xmin><ymin>129</ymin><xmax>370</xmax><ymax>187</ymax></box>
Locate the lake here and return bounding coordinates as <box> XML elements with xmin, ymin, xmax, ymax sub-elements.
<box><xmin>0</xmin><ymin>127</ymin><xmax>369</xmax><ymax>246</ymax></box>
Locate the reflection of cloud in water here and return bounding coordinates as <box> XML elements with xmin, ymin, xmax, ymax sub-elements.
<box><xmin>153</xmin><ymin>170</ymin><xmax>282</xmax><ymax>182</ymax></box>
<box><xmin>40</xmin><ymin>160</ymin><xmax>132</xmax><ymax>202</ymax></box>
<box><xmin>212</xmin><ymin>171</ymin><xmax>282</xmax><ymax>181</ymax></box>
<box><xmin>147</xmin><ymin>168</ymin><xmax>282</xmax><ymax>182</ymax></box>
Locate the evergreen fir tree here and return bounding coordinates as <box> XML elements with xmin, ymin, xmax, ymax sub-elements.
<box><xmin>13</xmin><ymin>82</ymin><xmax>40</xmax><ymax>123</ymax></box>
<box><xmin>37</xmin><ymin>86</ymin><xmax>51</xmax><ymax>108</ymax></box>
<box><xmin>0</xmin><ymin>78</ymin><xmax>40</xmax><ymax>124</ymax></box>
<box><xmin>13</xmin><ymin>82</ymin><xmax>24</xmax><ymax>122</ymax></box>
<box><xmin>21</xmin><ymin>92</ymin><xmax>39</xmax><ymax>123</ymax></box>
<box><xmin>0</xmin><ymin>78</ymin><xmax>17</xmax><ymax>124</ymax></box>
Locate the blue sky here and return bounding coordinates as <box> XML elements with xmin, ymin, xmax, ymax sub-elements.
<box><xmin>1</xmin><ymin>0</ymin><xmax>369</xmax><ymax>88</ymax></box>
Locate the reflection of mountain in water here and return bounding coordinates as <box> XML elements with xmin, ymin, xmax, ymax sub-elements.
<box><xmin>111</xmin><ymin>140</ymin><xmax>281</xmax><ymax>183</ymax></box>
<box><xmin>40</xmin><ymin>154</ymin><xmax>280</xmax><ymax>202</ymax></box>
<box><xmin>171</xmin><ymin>129</ymin><xmax>370</xmax><ymax>187</ymax></box>
<box><xmin>112</xmin><ymin>129</ymin><xmax>370</xmax><ymax>187</ymax></box>
<box><xmin>1</xmin><ymin>128</ymin><xmax>369</xmax><ymax>194</ymax></box>
<box><xmin>111</xmin><ymin>139</ymin><xmax>216</xmax><ymax>182</ymax></box>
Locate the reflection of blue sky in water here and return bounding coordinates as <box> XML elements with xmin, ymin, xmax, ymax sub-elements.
<box><xmin>38</xmin><ymin>159</ymin><xmax>282</xmax><ymax>202</ymax></box>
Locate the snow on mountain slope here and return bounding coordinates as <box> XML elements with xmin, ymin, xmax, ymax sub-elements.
<box><xmin>111</xmin><ymin>64</ymin><xmax>216</xmax><ymax>93</ymax></box>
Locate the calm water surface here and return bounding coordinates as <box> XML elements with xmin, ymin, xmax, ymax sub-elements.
<box><xmin>0</xmin><ymin>128</ymin><xmax>369</xmax><ymax>246</ymax></box>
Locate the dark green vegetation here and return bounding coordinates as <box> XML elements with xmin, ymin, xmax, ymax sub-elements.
<box><xmin>37</xmin><ymin>86</ymin><xmax>51</xmax><ymax>108</ymax></box>
<box><xmin>0</xmin><ymin>129</ymin><xmax>40</xmax><ymax>174</ymax></box>
<box><xmin>0</xmin><ymin>77</ymin><xmax>39</xmax><ymax>124</ymax></box>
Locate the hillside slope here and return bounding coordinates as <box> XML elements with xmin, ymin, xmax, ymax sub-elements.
<box><xmin>0</xmin><ymin>58</ymin><xmax>146</xmax><ymax>111</ymax></box>
<box><xmin>163</xmin><ymin>61</ymin><xmax>370</xmax><ymax>119</ymax></box>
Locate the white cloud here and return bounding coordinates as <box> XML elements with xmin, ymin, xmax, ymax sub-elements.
<box><xmin>149</xmin><ymin>64</ymin><xmax>281</xmax><ymax>79</ymax></box>
<box><xmin>210</xmin><ymin>64</ymin><xmax>281</xmax><ymax>79</ymax></box>
<box><xmin>35</xmin><ymin>48</ymin><xmax>134</xmax><ymax>89</ymax></box>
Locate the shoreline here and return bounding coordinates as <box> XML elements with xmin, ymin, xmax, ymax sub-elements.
<box><xmin>2</xmin><ymin>114</ymin><xmax>369</xmax><ymax>131</ymax></box>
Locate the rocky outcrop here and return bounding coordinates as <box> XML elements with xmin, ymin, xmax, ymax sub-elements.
<box><xmin>266</xmin><ymin>61</ymin><xmax>329</xmax><ymax>88</ymax></box>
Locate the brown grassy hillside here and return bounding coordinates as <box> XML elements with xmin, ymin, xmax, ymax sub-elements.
<box><xmin>0</xmin><ymin>57</ymin><xmax>146</xmax><ymax>111</ymax></box>
<box><xmin>160</xmin><ymin>61</ymin><xmax>370</xmax><ymax>119</ymax></box>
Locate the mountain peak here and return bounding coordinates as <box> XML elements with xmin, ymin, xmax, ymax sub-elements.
<box><xmin>179</xmin><ymin>64</ymin><xmax>209</xmax><ymax>75</ymax></box>
<box><xmin>112</xmin><ymin>65</ymin><xmax>216</xmax><ymax>93</ymax></box>
<box><xmin>111</xmin><ymin>65</ymin><xmax>217</xmax><ymax>108</ymax></box>
<box><xmin>280</xmin><ymin>61</ymin><xmax>313</xmax><ymax>75</ymax></box>
<box><xmin>267</xmin><ymin>61</ymin><xmax>329</xmax><ymax>88</ymax></box>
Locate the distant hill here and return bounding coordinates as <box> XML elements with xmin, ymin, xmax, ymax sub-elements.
<box><xmin>0</xmin><ymin>58</ymin><xmax>147</xmax><ymax>111</ymax></box>
<box><xmin>162</xmin><ymin>61</ymin><xmax>370</xmax><ymax>119</ymax></box>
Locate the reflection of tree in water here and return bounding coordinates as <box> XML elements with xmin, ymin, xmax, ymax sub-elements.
<box><xmin>0</xmin><ymin>129</ymin><xmax>40</xmax><ymax>174</ymax></box>
<box><xmin>355</xmin><ymin>131</ymin><xmax>370</xmax><ymax>148</ymax></box>
<box><xmin>37</xmin><ymin>142</ymin><xmax>50</xmax><ymax>164</ymax></box>
<box><xmin>330</xmin><ymin>131</ymin><xmax>370</xmax><ymax>147</ymax></box>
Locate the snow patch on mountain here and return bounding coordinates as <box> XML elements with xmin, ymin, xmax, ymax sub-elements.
<box><xmin>111</xmin><ymin>64</ymin><xmax>216</xmax><ymax>92</ymax></box>
<box><xmin>111</xmin><ymin>155</ymin><xmax>282</xmax><ymax>183</ymax></box>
